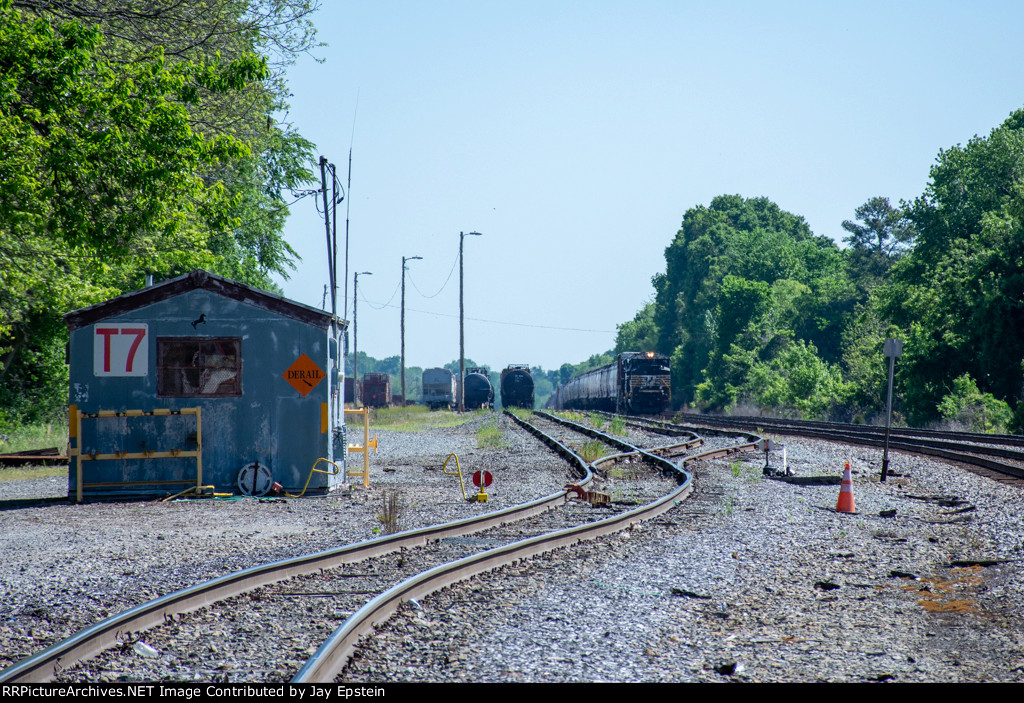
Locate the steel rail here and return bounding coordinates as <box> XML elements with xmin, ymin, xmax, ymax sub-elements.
<box><xmin>680</xmin><ymin>412</ymin><xmax>1024</xmax><ymax>448</ymax></box>
<box><xmin>293</xmin><ymin>411</ymin><xmax>760</xmax><ymax>682</ymax></box>
<box><xmin>1</xmin><ymin>423</ymin><xmax>598</xmax><ymax>684</ymax></box>
<box><xmin>668</xmin><ymin>414</ymin><xmax>1024</xmax><ymax>480</ymax></box>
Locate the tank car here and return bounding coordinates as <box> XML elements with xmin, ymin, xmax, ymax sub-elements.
<box><xmin>552</xmin><ymin>352</ymin><xmax>670</xmax><ymax>414</ymax></box>
<box><xmin>500</xmin><ymin>364</ymin><xmax>535</xmax><ymax>409</ymax></box>
<box><xmin>462</xmin><ymin>367</ymin><xmax>494</xmax><ymax>409</ymax></box>
<box><xmin>361</xmin><ymin>372</ymin><xmax>392</xmax><ymax>408</ymax></box>
<box><xmin>421</xmin><ymin>367</ymin><xmax>456</xmax><ymax>410</ymax></box>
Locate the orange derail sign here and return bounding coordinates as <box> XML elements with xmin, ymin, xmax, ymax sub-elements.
<box><xmin>283</xmin><ymin>353</ymin><xmax>326</xmax><ymax>397</ymax></box>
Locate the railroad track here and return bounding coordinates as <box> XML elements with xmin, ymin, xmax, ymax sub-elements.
<box><xmin>659</xmin><ymin>412</ymin><xmax>1024</xmax><ymax>484</ymax></box>
<box><xmin>1</xmin><ymin>411</ymin><xmax>759</xmax><ymax>684</ymax></box>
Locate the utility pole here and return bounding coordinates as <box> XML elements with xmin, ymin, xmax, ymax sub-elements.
<box><xmin>353</xmin><ymin>271</ymin><xmax>371</xmax><ymax>406</ymax></box>
<box><xmin>459</xmin><ymin>231</ymin><xmax>482</xmax><ymax>413</ymax></box>
<box><xmin>401</xmin><ymin>255</ymin><xmax>422</xmax><ymax>406</ymax></box>
<box><xmin>318</xmin><ymin>157</ymin><xmax>334</xmax><ymax>317</ymax></box>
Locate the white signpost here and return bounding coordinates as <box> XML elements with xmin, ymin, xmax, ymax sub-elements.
<box><xmin>881</xmin><ymin>338</ymin><xmax>903</xmax><ymax>482</ymax></box>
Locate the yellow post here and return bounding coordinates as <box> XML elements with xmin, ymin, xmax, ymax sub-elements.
<box><xmin>344</xmin><ymin>407</ymin><xmax>377</xmax><ymax>488</ymax></box>
<box><xmin>194</xmin><ymin>406</ymin><xmax>202</xmax><ymax>495</ymax></box>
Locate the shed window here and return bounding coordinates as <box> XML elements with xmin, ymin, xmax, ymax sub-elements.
<box><xmin>157</xmin><ymin>338</ymin><xmax>241</xmax><ymax>397</ymax></box>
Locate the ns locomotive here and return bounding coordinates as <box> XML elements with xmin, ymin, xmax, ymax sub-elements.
<box><xmin>550</xmin><ymin>351</ymin><xmax>670</xmax><ymax>414</ymax></box>
<box><xmin>500</xmin><ymin>364</ymin><xmax>534</xmax><ymax>409</ymax></box>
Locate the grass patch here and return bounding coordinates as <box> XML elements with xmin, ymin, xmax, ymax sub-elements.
<box><xmin>0</xmin><ymin>465</ymin><xmax>66</xmax><ymax>482</ymax></box>
<box><xmin>556</xmin><ymin>410</ymin><xmax>586</xmax><ymax>423</ymax></box>
<box><xmin>577</xmin><ymin>440</ymin><xmax>605</xmax><ymax>463</ymax></box>
<box><xmin>507</xmin><ymin>407</ymin><xmax>533</xmax><ymax>421</ymax></box>
<box><xmin>0</xmin><ymin>419</ymin><xmax>69</xmax><ymax>454</ymax></box>
<box><xmin>476</xmin><ymin>421</ymin><xmax>506</xmax><ymax>449</ymax></box>
<box><xmin>608</xmin><ymin>416</ymin><xmax>626</xmax><ymax>436</ymax></box>
<box><xmin>369</xmin><ymin>406</ymin><xmax>488</xmax><ymax>431</ymax></box>
<box><xmin>375</xmin><ymin>489</ymin><xmax>405</xmax><ymax>535</ymax></box>
<box><xmin>607</xmin><ymin>464</ymin><xmax>637</xmax><ymax>480</ymax></box>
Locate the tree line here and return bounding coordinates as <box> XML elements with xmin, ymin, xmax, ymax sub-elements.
<box><xmin>613</xmin><ymin>108</ymin><xmax>1024</xmax><ymax>432</ymax></box>
<box><xmin>0</xmin><ymin>1</ymin><xmax>320</xmax><ymax>429</ymax></box>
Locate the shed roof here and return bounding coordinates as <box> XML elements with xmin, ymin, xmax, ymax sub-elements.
<box><xmin>64</xmin><ymin>270</ymin><xmax>344</xmax><ymax>331</ymax></box>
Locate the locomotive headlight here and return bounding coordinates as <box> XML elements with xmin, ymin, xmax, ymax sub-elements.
<box><xmin>645</xmin><ymin>351</ymin><xmax>654</xmax><ymax>358</ymax></box>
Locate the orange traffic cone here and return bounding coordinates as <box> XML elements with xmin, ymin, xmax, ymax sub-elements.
<box><xmin>836</xmin><ymin>461</ymin><xmax>856</xmax><ymax>513</ymax></box>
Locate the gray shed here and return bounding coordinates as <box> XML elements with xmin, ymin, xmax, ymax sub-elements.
<box><xmin>64</xmin><ymin>270</ymin><xmax>347</xmax><ymax>500</ymax></box>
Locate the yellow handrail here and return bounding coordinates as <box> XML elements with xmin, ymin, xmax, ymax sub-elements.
<box><xmin>286</xmin><ymin>457</ymin><xmax>343</xmax><ymax>499</ymax></box>
<box><xmin>441</xmin><ymin>453</ymin><xmax>468</xmax><ymax>500</ymax></box>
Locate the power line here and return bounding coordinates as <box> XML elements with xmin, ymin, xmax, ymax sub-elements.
<box><xmin>358</xmin><ymin>291</ymin><xmax>614</xmax><ymax>334</ymax></box>
<box><xmin>407</xmin><ymin>252</ymin><xmax>459</xmax><ymax>299</ymax></box>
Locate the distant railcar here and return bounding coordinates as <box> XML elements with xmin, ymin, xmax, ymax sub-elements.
<box><xmin>362</xmin><ymin>372</ymin><xmax>392</xmax><ymax>408</ymax></box>
<box><xmin>551</xmin><ymin>352</ymin><xmax>670</xmax><ymax>414</ymax></box>
<box><xmin>422</xmin><ymin>367</ymin><xmax>456</xmax><ymax>410</ymax></box>
<box><xmin>500</xmin><ymin>364</ymin><xmax>534</xmax><ymax>409</ymax></box>
<box><xmin>344</xmin><ymin>376</ymin><xmax>362</xmax><ymax>406</ymax></box>
<box><xmin>462</xmin><ymin>367</ymin><xmax>494</xmax><ymax>409</ymax></box>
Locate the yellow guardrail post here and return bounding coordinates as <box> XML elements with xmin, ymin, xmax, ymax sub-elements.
<box><xmin>441</xmin><ymin>453</ymin><xmax>469</xmax><ymax>501</ymax></box>
<box><xmin>344</xmin><ymin>407</ymin><xmax>377</xmax><ymax>488</ymax></box>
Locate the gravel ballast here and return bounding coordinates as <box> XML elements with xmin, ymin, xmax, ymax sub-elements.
<box><xmin>2</xmin><ymin>414</ymin><xmax>1023</xmax><ymax>683</ymax></box>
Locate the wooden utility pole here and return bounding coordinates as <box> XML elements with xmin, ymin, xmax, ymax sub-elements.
<box><xmin>401</xmin><ymin>255</ymin><xmax>422</xmax><ymax>406</ymax></box>
<box><xmin>458</xmin><ymin>231</ymin><xmax>482</xmax><ymax>413</ymax></box>
<box><xmin>353</xmin><ymin>271</ymin><xmax>371</xmax><ymax>405</ymax></box>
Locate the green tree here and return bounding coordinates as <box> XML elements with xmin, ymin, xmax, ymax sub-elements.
<box><xmin>841</xmin><ymin>196</ymin><xmax>914</xmax><ymax>297</ymax></box>
<box><xmin>0</xmin><ymin>2</ymin><xmax>319</xmax><ymax>422</ymax></box>
<box><xmin>614</xmin><ymin>302</ymin><xmax>658</xmax><ymax>354</ymax></box>
<box><xmin>937</xmin><ymin>373</ymin><xmax>1012</xmax><ymax>433</ymax></box>
<box><xmin>653</xmin><ymin>195</ymin><xmax>852</xmax><ymax>407</ymax></box>
<box><xmin>879</xmin><ymin>108</ymin><xmax>1024</xmax><ymax>424</ymax></box>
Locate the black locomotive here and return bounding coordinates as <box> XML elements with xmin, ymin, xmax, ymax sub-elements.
<box><xmin>500</xmin><ymin>364</ymin><xmax>534</xmax><ymax>409</ymax></box>
<box><xmin>549</xmin><ymin>352</ymin><xmax>670</xmax><ymax>414</ymax></box>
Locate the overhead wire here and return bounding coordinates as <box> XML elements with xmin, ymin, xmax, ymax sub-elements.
<box><xmin>356</xmin><ymin>289</ymin><xmax>613</xmax><ymax>333</ymax></box>
<box><xmin>407</xmin><ymin>252</ymin><xmax>459</xmax><ymax>299</ymax></box>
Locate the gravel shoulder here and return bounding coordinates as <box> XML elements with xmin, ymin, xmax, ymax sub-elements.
<box><xmin>2</xmin><ymin>416</ymin><xmax>1023</xmax><ymax>682</ymax></box>
<box><xmin>340</xmin><ymin>437</ymin><xmax>1024</xmax><ymax>683</ymax></box>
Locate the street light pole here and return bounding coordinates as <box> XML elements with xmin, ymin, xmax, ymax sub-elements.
<box><xmin>459</xmin><ymin>231</ymin><xmax>482</xmax><ymax>413</ymax></box>
<box><xmin>353</xmin><ymin>271</ymin><xmax>371</xmax><ymax>406</ymax></box>
<box><xmin>401</xmin><ymin>255</ymin><xmax>422</xmax><ymax>407</ymax></box>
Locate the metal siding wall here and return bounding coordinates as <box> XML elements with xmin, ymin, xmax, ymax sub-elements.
<box><xmin>68</xmin><ymin>289</ymin><xmax>333</xmax><ymax>497</ymax></box>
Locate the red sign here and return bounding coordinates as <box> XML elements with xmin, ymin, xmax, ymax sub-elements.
<box><xmin>283</xmin><ymin>353</ymin><xmax>326</xmax><ymax>397</ymax></box>
<box><xmin>94</xmin><ymin>324</ymin><xmax>148</xmax><ymax>377</ymax></box>
<box><xmin>472</xmin><ymin>470</ymin><xmax>493</xmax><ymax>488</ymax></box>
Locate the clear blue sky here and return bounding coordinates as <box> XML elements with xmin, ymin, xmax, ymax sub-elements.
<box><xmin>274</xmin><ymin>0</ymin><xmax>1024</xmax><ymax>372</ymax></box>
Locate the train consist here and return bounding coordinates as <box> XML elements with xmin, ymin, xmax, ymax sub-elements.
<box><xmin>421</xmin><ymin>368</ymin><xmax>456</xmax><ymax>410</ymax></box>
<box><xmin>549</xmin><ymin>352</ymin><xmax>671</xmax><ymax>414</ymax></box>
<box><xmin>500</xmin><ymin>364</ymin><xmax>535</xmax><ymax>409</ymax></box>
<box><xmin>462</xmin><ymin>367</ymin><xmax>494</xmax><ymax>409</ymax></box>
<box><xmin>361</xmin><ymin>372</ymin><xmax>392</xmax><ymax>408</ymax></box>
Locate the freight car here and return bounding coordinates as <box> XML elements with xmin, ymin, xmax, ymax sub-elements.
<box><xmin>422</xmin><ymin>367</ymin><xmax>456</xmax><ymax>410</ymax></box>
<box><xmin>361</xmin><ymin>372</ymin><xmax>392</xmax><ymax>408</ymax></box>
<box><xmin>344</xmin><ymin>376</ymin><xmax>362</xmax><ymax>406</ymax></box>
<box><xmin>462</xmin><ymin>367</ymin><xmax>494</xmax><ymax>409</ymax></box>
<box><xmin>550</xmin><ymin>352</ymin><xmax>670</xmax><ymax>414</ymax></box>
<box><xmin>500</xmin><ymin>364</ymin><xmax>535</xmax><ymax>409</ymax></box>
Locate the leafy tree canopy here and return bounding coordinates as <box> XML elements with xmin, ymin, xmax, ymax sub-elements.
<box><xmin>653</xmin><ymin>195</ymin><xmax>852</xmax><ymax>407</ymax></box>
<box><xmin>878</xmin><ymin>108</ymin><xmax>1024</xmax><ymax>424</ymax></box>
<box><xmin>0</xmin><ymin>1</ymin><xmax>319</xmax><ymax>423</ymax></box>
